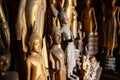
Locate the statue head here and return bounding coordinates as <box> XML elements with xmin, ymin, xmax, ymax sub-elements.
<box><xmin>0</xmin><ymin>48</ymin><xmax>11</xmax><ymax>73</ymax></box>
<box><xmin>58</xmin><ymin>9</ymin><xmax>68</xmax><ymax>25</ymax></box>
<box><xmin>85</xmin><ymin>0</ymin><xmax>91</xmax><ymax>6</ymax></box>
<box><xmin>28</xmin><ymin>32</ymin><xmax>41</xmax><ymax>53</ymax></box>
<box><xmin>111</xmin><ymin>0</ymin><xmax>116</xmax><ymax>6</ymax></box>
<box><xmin>51</xmin><ymin>27</ymin><xmax>61</xmax><ymax>45</ymax></box>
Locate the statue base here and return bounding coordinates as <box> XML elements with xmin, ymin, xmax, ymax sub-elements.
<box><xmin>105</xmin><ymin>56</ymin><xmax>116</xmax><ymax>71</ymax></box>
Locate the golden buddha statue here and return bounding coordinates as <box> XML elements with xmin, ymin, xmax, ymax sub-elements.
<box><xmin>26</xmin><ymin>32</ymin><xmax>47</xmax><ymax>80</ymax></box>
<box><xmin>106</xmin><ymin>0</ymin><xmax>120</xmax><ymax>56</ymax></box>
<box><xmin>16</xmin><ymin>0</ymin><xmax>46</xmax><ymax>52</ymax></box>
<box><xmin>49</xmin><ymin>27</ymin><xmax>66</xmax><ymax>80</ymax></box>
<box><xmin>81</xmin><ymin>0</ymin><xmax>98</xmax><ymax>45</ymax></box>
<box><xmin>0</xmin><ymin>2</ymin><xmax>10</xmax><ymax>50</ymax></box>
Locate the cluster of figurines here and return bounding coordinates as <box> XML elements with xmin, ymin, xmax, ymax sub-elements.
<box><xmin>0</xmin><ymin>0</ymin><xmax>120</xmax><ymax>80</ymax></box>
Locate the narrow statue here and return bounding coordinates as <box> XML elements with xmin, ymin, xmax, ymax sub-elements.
<box><xmin>76</xmin><ymin>21</ymin><xmax>85</xmax><ymax>55</ymax></box>
<box><xmin>58</xmin><ymin>9</ymin><xmax>76</xmax><ymax>78</ymax></box>
<box><xmin>0</xmin><ymin>49</ymin><xmax>18</xmax><ymax>80</ymax></box>
<box><xmin>26</xmin><ymin>32</ymin><xmax>47</xmax><ymax>80</ymax></box>
<box><xmin>16</xmin><ymin>0</ymin><xmax>46</xmax><ymax>52</ymax></box>
<box><xmin>81</xmin><ymin>0</ymin><xmax>98</xmax><ymax>45</ymax></box>
<box><xmin>64</xmin><ymin>0</ymin><xmax>77</xmax><ymax>38</ymax></box>
<box><xmin>106</xmin><ymin>0</ymin><xmax>120</xmax><ymax>56</ymax></box>
<box><xmin>0</xmin><ymin>1</ymin><xmax>10</xmax><ymax>50</ymax></box>
<box><xmin>48</xmin><ymin>27</ymin><xmax>66</xmax><ymax>80</ymax></box>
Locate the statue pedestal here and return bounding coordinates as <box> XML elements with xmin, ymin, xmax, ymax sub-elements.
<box><xmin>105</xmin><ymin>57</ymin><xmax>116</xmax><ymax>71</ymax></box>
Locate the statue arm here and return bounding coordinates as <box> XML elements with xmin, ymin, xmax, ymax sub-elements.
<box><xmin>0</xmin><ymin>4</ymin><xmax>10</xmax><ymax>49</ymax></box>
<box><xmin>15</xmin><ymin>0</ymin><xmax>27</xmax><ymax>40</ymax></box>
<box><xmin>49</xmin><ymin>52</ymin><xmax>55</xmax><ymax>69</ymax></box>
<box><xmin>92</xmin><ymin>8</ymin><xmax>98</xmax><ymax>32</ymax></box>
<box><xmin>26</xmin><ymin>59</ymin><xmax>31</xmax><ymax>80</ymax></box>
<box><xmin>117</xmin><ymin>7</ymin><xmax>120</xmax><ymax>35</ymax></box>
<box><xmin>41</xmin><ymin>59</ymin><xmax>47</xmax><ymax>80</ymax></box>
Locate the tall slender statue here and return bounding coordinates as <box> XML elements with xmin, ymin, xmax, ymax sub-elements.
<box><xmin>64</xmin><ymin>0</ymin><xmax>77</xmax><ymax>38</ymax></box>
<box><xmin>58</xmin><ymin>9</ymin><xmax>76</xmax><ymax>78</ymax></box>
<box><xmin>26</xmin><ymin>32</ymin><xmax>47</xmax><ymax>80</ymax></box>
<box><xmin>16</xmin><ymin>0</ymin><xmax>46</xmax><ymax>52</ymax></box>
<box><xmin>106</xmin><ymin>0</ymin><xmax>120</xmax><ymax>56</ymax></box>
<box><xmin>81</xmin><ymin>0</ymin><xmax>98</xmax><ymax>45</ymax></box>
<box><xmin>0</xmin><ymin>1</ymin><xmax>10</xmax><ymax>50</ymax></box>
<box><xmin>48</xmin><ymin>27</ymin><xmax>66</xmax><ymax>80</ymax></box>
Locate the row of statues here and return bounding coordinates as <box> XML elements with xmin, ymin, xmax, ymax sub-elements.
<box><xmin>0</xmin><ymin>0</ymin><xmax>120</xmax><ymax>80</ymax></box>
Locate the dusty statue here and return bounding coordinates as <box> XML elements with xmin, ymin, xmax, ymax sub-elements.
<box><xmin>105</xmin><ymin>0</ymin><xmax>120</xmax><ymax>57</ymax></box>
<box><xmin>49</xmin><ymin>27</ymin><xmax>66</xmax><ymax>80</ymax></box>
<box><xmin>0</xmin><ymin>49</ymin><xmax>18</xmax><ymax>80</ymax></box>
<box><xmin>58</xmin><ymin>9</ymin><xmax>76</xmax><ymax>78</ymax></box>
<box><xmin>26</xmin><ymin>32</ymin><xmax>47</xmax><ymax>80</ymax></box>
<box><xmin>81</xmin><ymin>0</ymin><xmax>98</xmax><ymax>45</ymax></box>
<box><xmin>16</xmin><ymin>0</ymin><xmax>46</xmax><ymax>52</ymax></box>
<box><xmin>0</xmin><ymin>1</ymin><xmax>10</xmax><ymax>50</ymax></box>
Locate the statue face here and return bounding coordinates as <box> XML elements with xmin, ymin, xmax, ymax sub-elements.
<box><xmin>62</xmin><ymin>13</ymin><xmax>68</xmax><ymax>24</ymax></box>
<box><xmin>32</xmin><ymin>39</ymin><xmax>40</xmax><ymax>53</ymax></box>
<box><xmin>54</xmin><ymin>33</ymin><xmax>61</xmax><ymax>45</ymax></box>
<box><xmin>0</xmin><ymin>56</ymin><xmax>10</xmax><ymax>72</ymax></box>
<box><xmin>85</xmin><ymin>0</ymin><xmax>91</xmax><ymax>6</ymax></box>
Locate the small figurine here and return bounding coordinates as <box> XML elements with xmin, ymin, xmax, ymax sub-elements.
<box><xmin>49</xmin><ymin>27</ymin><xmax>66</xmax><ymax>80</ymax></box>
<box><xmin>0</xmin><ymin>48</ymin><xmax>18</xmax><ymax>80</ymax></box>
<box><xmin>76</xmin><ymin>21</ymin><xmax>85</xmax><ymax>56</ymax></box>
<box><xmin>26</xmin><ymin>32</ymin><xmax>47</xmax><ymax>80</ymax></box>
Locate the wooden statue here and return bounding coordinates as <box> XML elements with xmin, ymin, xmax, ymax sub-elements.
<box><xmin>58</xmin><ymin>9</ymin><xmax>76</xmax><ymax>78</ymax></box>
<box><xmin>81</xmin><ymin>0</ymin><xmax>98</xmax><ymax>45</ymax></box>
<box><xmin>106</xmin><ymin>0</ymin><xmax>120</xmax><ymax>56</ymax></box>
<box><xmin>0</xmin><ymin>1</ymin><xmax>10</xmax><ymax>50</ymax></box>
<box><xmin>0</xmin><ymin>49</ymin><xmax>18</xmax><ymax>80</ymax></box>
<box><xmin>26</xmin><ymin>32</ymin><xmax>47</xmax><ymax>80</ymax></box>
<box><xmin>49</xmin><ymin>27</ymin><xmax>66</xmax><ymax>80</ymax></box>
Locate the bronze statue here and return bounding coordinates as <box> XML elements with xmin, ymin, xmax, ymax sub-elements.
<box><xmin>59</xmin><ymin>9</ymin><xmax>76</xmax><ymax>78</ymax></box>
<box><xmin>0</xmin><ymin>2</ymin><xmax>10</xmax><ymax>50</ymax></box>
<box><xmin>106</xmin><ymin>0</ymin><xmax>120</xmax><ymax>56</ymax></box>
<box><xmin>49</xmin><ymin>27</ymin><xmax>66</xmax><ymax>80</ymax></box>
<box><xmin>16</xmin><ymin>0</ymin><xmax>46</xmax><ymax>52</ymax></box>
<box><xmin>0</xmin><ymin>49</ymin><xmax>18</xmax><ymax>80</ymax></box>
<box><xmin>26</xmin><ymin>32</ymin><xmax>47</xmax><ymax>80</ymax></box>
<box><xmin>81</xmin><ymin>0</ymin><xmax>98</xmax><ymax>45</ymax></box>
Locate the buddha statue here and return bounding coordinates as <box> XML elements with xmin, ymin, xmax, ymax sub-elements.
<box><xmin>26</xmin><ymin>32</ymin><xmax>47</xmax><ymax>80</ymax></box>
<box><xmin>81</xmin><ymin>0</ymin><xmax>98</xmax><ymax>46</ymax></box>
<box><xmin>58</xmin><ymin>9</ymin><xmax>76</xmax><ymax>78</ymax></box>
<box><xmin>48</xmin><ymin>27</ymin><xmax>66</xmax><ymax>80</ymax></box>
<box><xmin>106</xmin><ymin>0</ymin><xmax>120</xmax><ymax>56</ymax></box>
<box><xmin>16</xmin><ymin>0</ymin><xmax>46</xmax><ymax>53</ymax></box>
<box><xmin>0</xmin><ymin>1</ymin><xmax>10</xmax><ymax>50</ymax></box>
<box><xmin>0</xmin><ymin>48</ymin><xmax>18</xmax><ymax>80</ymax></box>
